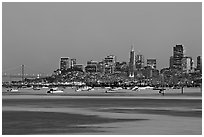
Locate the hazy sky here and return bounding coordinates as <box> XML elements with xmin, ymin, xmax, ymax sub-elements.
<box><xmin>2</xmin><ymin>2</ymin><xmax>202</xmax><ymax>75</ymax></box>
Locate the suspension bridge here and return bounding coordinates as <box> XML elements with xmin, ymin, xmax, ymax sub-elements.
<box><xmin>2</xmin><ymin>65</ymin><xmax>50</xmax><ymax>82</ymax></box>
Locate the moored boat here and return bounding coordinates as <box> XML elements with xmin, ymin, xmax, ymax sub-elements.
<box><xmin>47</xmin><ymin>88</ymin><xmax>64</xmax><ymax>94</ymax></box>
<box><xmin>7</xmin><ymin>88</ymin><xmax>19</xmax><ymax>92</ymax></box>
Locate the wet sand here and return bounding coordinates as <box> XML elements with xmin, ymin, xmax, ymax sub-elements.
<box><xmin>3</xmin><ymin>111</ymin><xmax>148</xmax><ymax>135</ymax></box>
<box><xmin>2</xmin><ymin>87</ymin><xmax>202</xmax><ymax>135</ymax></box>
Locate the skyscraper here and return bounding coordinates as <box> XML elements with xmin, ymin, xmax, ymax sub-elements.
<box><xmin>173</xmin><ymin>44</ymin><xmax>184</xmax><ymax>70</ymax></box>
<box><xmin>135</xmin><ymin>54</ymin><xmax>144</xmax><ymax>69</ymax></box>
<box><xmin>169</xmin><ymin>56</ymin><xmax>174</xmax><ymax>69</ymax></box>
<box><xmin>104</xmin><ymin>55</ymin><xmax>116</xmax><ymax>74</ymax></box>
<box><xmin>129</xmin><ymin>45</ymin><xmax>135</xmax><ymax>77</ymax></box>
<box><xmin>182</xmin><ymin>56</ymin><xmax>193</xmax><ymax>73</ymax></box>
<box><xmin>197</xmin><ymin>56</ymin><xmax>202</xmax><ymax>73</ymax></box>
<box><xmin>60</xmin><ymin>57</ymin><xmax>69</xmax><ymax>70</ymax></box>
<box><xmin>70</xmin><ymin>58</ymin><xmax>76</xmax><ymax>68</ymax></box>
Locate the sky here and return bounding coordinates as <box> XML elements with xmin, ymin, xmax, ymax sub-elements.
<box><xmin>2</xmin><ymin>2</ymin><xmax>202</xmax><ymax>75</ymax></box>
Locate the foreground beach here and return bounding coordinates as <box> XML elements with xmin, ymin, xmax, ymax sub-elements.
<box><xmin>2</xmin><ymin>87</ymin><xmax>202</xmax><ymax>135</ymax></box>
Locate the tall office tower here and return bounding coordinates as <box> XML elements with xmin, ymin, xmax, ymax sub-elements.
<box><xmin>197</xmin><ymin>56</ymin><xmax>202</xmax><ymax>72</ymax></box>
<box><xmin>182</xmin><ymin>56</ymin><xmax>193</xmax><ymax>73</ymax></box>
<box><xmin>129</xmin><ymin>45</ymin><xmax>135</xmax><ymax>77</ymax></box>
<box><xmin>147</xmin><ymin>59</ymin><xmax>156</xmax><ymax>69</ymax></box>
<box><xmin>173</xmin><ymin>44</ymin><xmax>184</xmax><ymax>70</ymax></box>
<box><xmin>169</xmin><ymin>56</ymin><xmax>174</xmax><ymax>69</ymax></box>
<box><xmin>104</xmin><ymin>55</ymin><xmax>116</xmax><ymax>73</ymax></box>
<box><xmin>60</xmin><ymin>57</ymin><xmax>69</xmax><ymax>70</ymax></box>
<box><xmin>135</xmin><ymin>54</ymin><xmax>144</xmax><ymax>69</ymax></box>
<box><xmin>70</xmin><ymin>58</ymin><xmax>76</xmax><ymax>68</ymax></box>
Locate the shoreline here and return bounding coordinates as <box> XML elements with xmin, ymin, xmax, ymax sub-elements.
<box><xmin>2</xmin><ymin>87</ymin><xmax>202</xmax><ymax>100</ymax></box>
<box><xmin>2</xmin><ymin>94</ymin><xmax>202</xmax><ymax>100</ymax></box>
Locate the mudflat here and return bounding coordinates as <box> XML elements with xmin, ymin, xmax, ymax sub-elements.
<box><xmin>2</xmin><ymin>87</ymin><xmax>202</xmax><ymax>135</ymax></box>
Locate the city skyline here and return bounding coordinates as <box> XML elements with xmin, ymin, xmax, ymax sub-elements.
<box><xmin>3</xmin><ymin>2</ymin><xmax>202</xmax><ymax>74</ymax></box>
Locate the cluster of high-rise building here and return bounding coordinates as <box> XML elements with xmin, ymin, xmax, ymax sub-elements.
<box><xmin>58</xmin><ymin>44</ymin><xmax>201</xmax><ymax>80</ymax></box>
<box><xmin>168</xmin><ymin>44</ymin><xmax>202</xmax><ymax>73</ymax></box>
<box><xmin>59</xmin><ymin>57</ymin><xmax>83</xmax><ymax>71</ymax></box>
<box><xmin>59</xmin><ymin>54</ymin><xmax>128</xmax><ymax>75</ymax></box>
<box><xmin>85</xmin><ymin>55</ymin><xmax>118</xmax><ymax>74</ymax></box>
<box><xmin>128</xmin><ymin>44</ymin><xmax>159</xmax><ymax>79</ymax></box>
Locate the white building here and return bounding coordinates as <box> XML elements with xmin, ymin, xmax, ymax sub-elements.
<box><xmin>182</xmin><ymin>57</ymin><xmax>193</xmax><ymax>73</ymax></box>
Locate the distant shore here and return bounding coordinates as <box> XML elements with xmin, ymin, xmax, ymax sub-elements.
<box><xmin>2</xmin><ymin>87</ymin><xmax>202</xmax><ymax>99</ymax></box>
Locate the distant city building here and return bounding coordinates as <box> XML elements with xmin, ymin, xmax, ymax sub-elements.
<box><xmin>197</xmin><ymin>56</ymin><xmax>202</xmax><ymax>73</ymax></box>
<box><xmin>191</xmin><ymin>60</ymin><xmax>196</xmax><ymax>73</ymax></box>
<box><xmin>182</xmin><ymin>56</ymin><xmax>193</xmax><ymax>73</ymax></box>
<box><xmin>104</xmin><ymin>55</ymin><xmax>116</xmax><ymax>65</ymax></box>
<box><xmin>85</xmin><ymin>60</ymin><xmax>98</xmax><ymax>73</ymax></box>
<box><xmin>97</xmin><ymin>61</ymin><xmax>105</xmax><ymax>73</ymax></box>
<box><xmin>87</xmin><ymin>60</ymin><xmax>98</xmax><ymax>66</ymax></box>
<box><xmin>143</xmin><ymin>66</ymin><xmax>159</xmax><ymax>79</ymax></box>
<box><xmin>169</xmin><ymin>56</ymin><xmax>174</xmax><ymax>69</ymax></box>
<box><xmin>115</xmin><ymin>61</ymin><xmax>128</xmax><ymax>73</ymax></box>
<box><xmin>60</xmin><ymin>57</ymin><xmax>69</xmax><ymax>70</ymax></box>
<box><xmin>135</xmin><ymin>54</ymin><xmax>144</xmax><ymax>69</ymax></box>
<box><xmin>85</xmin><ymin>65</ymin><xmax>97</xmax><ymax>73</ymax></box>
<box><xmin>70</xmin><ymin>58</ymin><xmax>76</xmax><ymax>68</ymax></box>
<box><xmin>147</xmin><ymin>59</ymin><xmax>156</xmax><ymax>69</ymax></box>
<box><xmin>73</xmin><ymin>64</ymin><xmax>84</xmax><ymax>72</ymax></box>
<box><xmin>104</xmin><ymin>55</ymin><xmax>116</xmax><ymax>74</ymax></box>
<box><xmin>129</xmin><ymin>45</ymin><xmax>135</xmax><ymax>77</ymax></box>
<box><xmin>173</xmin><ymin>44</ymin><xmax>184</xmax><ymax>70</ymax></box>
<box><xmin>104</xmin><ymin>64</ymin><xmax>115</xmax><ymax>74</ymax></box>
<box><xmin>143</xmin><ymin>66</ymin><xmax>152</xmax><ymax>79</ymax></box>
